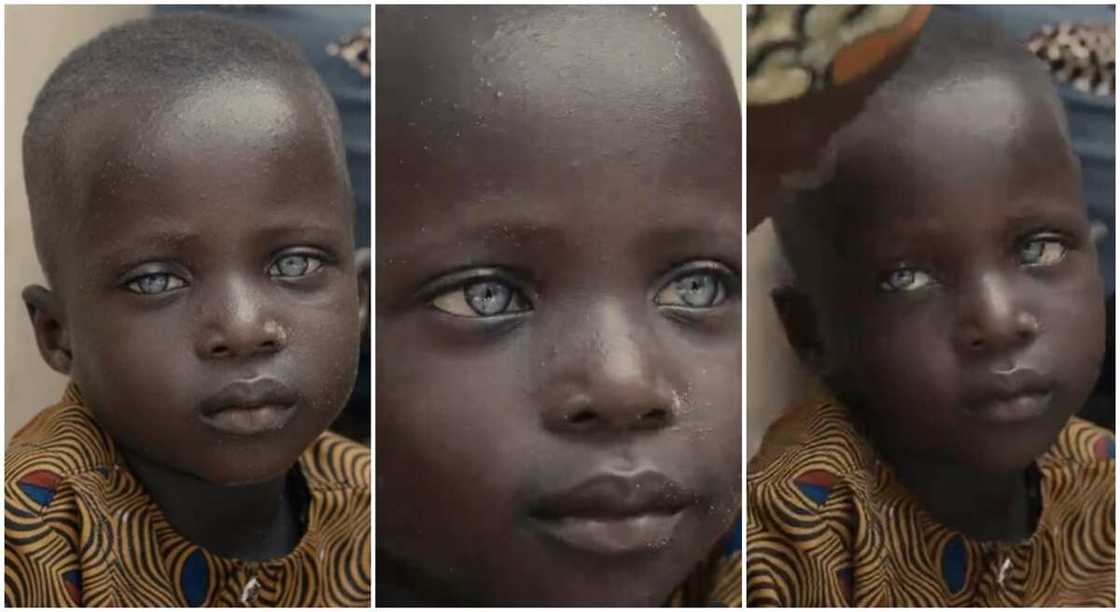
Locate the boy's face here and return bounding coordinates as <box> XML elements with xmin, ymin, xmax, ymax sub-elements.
<box><xmin>376</xmin><ymin>8</ymin><xmax>741</xmax><ymax>605</ymax></box>
<box><xmin>790</xmin><ymin>71</ymin><xmax>1105</xmax><ymax>474</ymax></box>
<box><xmin>47</xmin><ymin>77</ymin><xmax>366</xmax><ymax>485</ymax></box>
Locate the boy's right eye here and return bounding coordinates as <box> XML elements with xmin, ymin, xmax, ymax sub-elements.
<box><xmin>430</xmin><ymin>279</ymin><xmax>532</xmax><ymax>318</ymax></box>
<box><xmin>125</xmin><ymin>273</ymin><xmax>188</xmax><ymax>295</ymax></box>
<box><xmin>878</xmin><ymin>267</ymin><xmax>935</xmax><ymax>292</ymax></box>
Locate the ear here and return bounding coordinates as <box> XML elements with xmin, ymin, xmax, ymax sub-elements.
<box><xmin>22</xmin><ymin>285</ymin><xmax>72</xmax><ymax>375</ymax></box>
<box><xmin>354</xmin><ymin>248</ymin><xmax>371</xmax><ymax>334</ymax></box>
<box><xmin>770</xmin><ymin>285</ymin><xmax>827</xmax><ymax>375</ymax></box>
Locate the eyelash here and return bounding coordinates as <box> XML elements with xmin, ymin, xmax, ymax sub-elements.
<box><xmin>122</xmin><ymin>252</ymin><xmax>327</xmax><ymax>295</ymax></box>
<box><xmin>424</xmin><ymin>260</ymin><xmax>738</xmax><ymax>319</ymax></box>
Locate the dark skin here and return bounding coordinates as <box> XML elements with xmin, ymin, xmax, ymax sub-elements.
<box><xmin>376</xmin><ymin>7</ymin><xmax>740</xmax><ymax>605</ymax></box>
<box><xmin>23</xmin><ymin>74</ymin><xmax>370</xmax><ymax>560</ymax></box>
<box><xmin>774</xmin><ymin>66</ymin><xmax>1105</xmax><ymax>541</ymax></box>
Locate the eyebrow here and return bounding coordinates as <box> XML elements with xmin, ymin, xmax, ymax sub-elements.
<box><xmin>93</xmin><ymin>229</ymin><xmax>201</xmax><ymax>268</ymax></box>
<box><xmin>91</xmin><ymin>218</ymin><xmax>350</xmax><ymax>269</ymax></box>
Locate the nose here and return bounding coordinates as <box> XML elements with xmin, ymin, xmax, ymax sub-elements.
<box><xmin>196</xmin><ymin>278</ymin><xmax>288</xmax><ymax>359</ymax></box>
<box><xmin>954</xmin><ymin>272</ymin><xmax>1040</xmax><ymax>356</ymax></box>
<box><xmin>540</xmin><ymin>301</ymin><xmax>678</xmax><ymax>434</ymax></box>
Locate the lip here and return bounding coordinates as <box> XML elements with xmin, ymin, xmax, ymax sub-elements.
<box><xmin>964</xmin><ymin>368</ymin><xmax>1055</xmax><ymax>425</ymax></box>
<box><xmin>198</xmin><ymin>378</ymin><xmax>299</xmax><ymax>436</ymax></box>
<box><xmin>528</xmin><ymin>471</ymin><xmax>696</xmax><ymax>556</ymax></box>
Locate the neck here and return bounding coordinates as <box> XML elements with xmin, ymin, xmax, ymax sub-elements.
<box><xmin>878</xmin><ymin>447</ymin><xmax>1034</xmax><ymax>542</ymax></box>
<box><xmin>123</xmin><ymin>450</ymin><xmax>302</xmax><ymax>560</ymax></box>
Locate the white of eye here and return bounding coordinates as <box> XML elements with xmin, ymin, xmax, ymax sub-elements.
<box><xmin>1020</xmin><ymin>240</ymin><xmax>1067</xmax><ymax>267</ymax></box>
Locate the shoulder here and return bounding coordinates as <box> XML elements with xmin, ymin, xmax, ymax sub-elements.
<box><xmin>5</xmin><ymin>390</ymin><xmax>111</xmax><ymax>606</ymax></box>
<box><xmin>1037</xmin><ymin>416</ymin><xmax>1114</xmax><ymax>512</ymax></box>
<box><xmin>299</xmin><ymin>429</ymin><xmax>370</xmax><ymax>496</ymax></box>
<box><xmin>747</xmin><ymin>400</ymin><xmax>869</xmax><ymax>606</ymax></box>
<box><xmin>748</xmin><ymin>399</ymin><xmax>874</xmax><ymax>512</ymax></box>
<box><xmin>1044</xmin><ymin>416</ymin><xmax>1115</xmax><ymax>467</ymax></box>
<box><xmin>7</xmin><ymin>390</ymin><xmax>117</xmax><ymax>516</ymax></box>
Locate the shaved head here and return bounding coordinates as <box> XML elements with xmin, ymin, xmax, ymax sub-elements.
<box><xmin>772</xmin><ymin>8</ymin><xmax>1070</xmax><ymax>291</ymax></box>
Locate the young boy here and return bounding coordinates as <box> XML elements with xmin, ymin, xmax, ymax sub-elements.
<box><xmin>375</xmin><ymin>6</ymin><xmax>741</xmax><ymax>606</ymax></box>
<box><xmin>5</xmin><ymin>14</ymin><xmax>370</xmax><ymax>606</ymax></box>
<box><xmin>747</xmin><ymin>10</ymin><xmax>1114</xmax><ymax>606</ymax></box>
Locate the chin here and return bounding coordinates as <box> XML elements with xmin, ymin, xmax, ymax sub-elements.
<box><xmin>961</xmin><ymin>421</ymin><xmax>1070</xmax><ymax>475</ymax></box>
<box><xmin>192</xmin><ymin>450</ymin><xmax>300</xmax><ymax>487</ymax></box>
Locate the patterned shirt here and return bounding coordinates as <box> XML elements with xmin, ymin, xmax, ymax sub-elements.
<box><xmin>747</xmin><ymin>400</ymin><xmax>1115</xmax><ymax>606</ymax></box>
<box><xmin>5</xmin><ymin>386</ymin><xmax>370</xmax><ymax>606</ymax></box>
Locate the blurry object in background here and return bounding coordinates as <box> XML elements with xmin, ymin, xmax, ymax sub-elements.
<box><xmin>327</xmin><ymin>25</ymin><xmax>370</xmax><ymax>78</ymax></box>
<box><xmin>746</xmin><ymin>5</ymin><xmax>930</xmax><ymax>231</ymax></box>
<box><xmin>1027</xmin><ymin>21</ymin><xmax>1113</xmax><ymax>97</ymax></box>
<box><xmin>746</xmin><ymin>5</ymin><xmax>928</xmax><ymax>105</ymax></box>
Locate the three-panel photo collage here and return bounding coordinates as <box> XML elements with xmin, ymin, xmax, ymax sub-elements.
<box><xmin>3</xmin><ymin>3</ymin><xmax>1115</xmax><ymax>608</ymax></box>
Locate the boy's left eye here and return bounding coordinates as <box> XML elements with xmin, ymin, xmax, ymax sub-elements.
<box><xmin>431</xmin><ymin>279</ymin><xmax>532</xmax><ymax>318</ymax></box>
<box><xmin>654</xmin><ymin>264</ymin><xmax>734</xmax><ymax>308</ymax></box>
<box><xmin>1020</xmin><ymin>238</ymin><xmax>1067</xmax><ymax>266</ymax></box>
<box><xmin>269</xmin><ymin>254</ymin><xmax>324</xmax><ymax>278</ymax></box>
<box><xmin>126</xmin><ymin>273</ymin><xmax>187</xmax><ymax>295</ymax></box>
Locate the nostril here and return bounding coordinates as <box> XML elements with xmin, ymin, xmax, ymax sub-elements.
<box><xmin>566</xmin><ymin>410</ymin><xmax>597</xmax><ymax>425</ymax></box>
<box><xmin>640</xmin><ymin>408</ymin><xmax>669</xmax><ymax>423</ymax></box>
<box><xmin>211</xmin><ymin>345</ymin><xmax>232</xmax><ymax>357</ymax></box>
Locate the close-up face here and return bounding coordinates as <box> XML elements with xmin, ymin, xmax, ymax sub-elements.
<box><xmin>797</xmin><ymin>70</ymin><xmax>1105</xmax><ymax>474</ymax></box>
<box><xmin>376</xmin><ymin>7</ymin><xmax>740</xmax><ymax>605</ymax></box>
<box><xmin>51</xmin><ymin>75</ymin><xmax>366</xmax><ymax>486</ymax></box>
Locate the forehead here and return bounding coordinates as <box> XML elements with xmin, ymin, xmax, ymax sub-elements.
<box><xmin>67</xmin><ymin>75</ymin><xmax>347</xmax><ymax>219</ymax></box>
<box><xmin>377</xmin><ymin>6</ymin><xmax>740</xmax><ymax>219</ymax></box>
<box><xmin>815</xmin><ymin>70</ymin><xmax>1078</xmax><ymax>231</ymax></box>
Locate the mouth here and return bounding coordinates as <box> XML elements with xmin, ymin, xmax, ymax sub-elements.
<box><xmin>198</xmin><ymin>378</ymin><xmax>299</xmax><ymax>436</ymax></box>
<box><xmin>964</xmin><ymin>368</ymin><xmax>1055</xmax><ymax>425</ymax></box>
<box><xmin>527</xmin><ymin>471</ymin><xmax>696</xmax><ymax>556</ymax></box>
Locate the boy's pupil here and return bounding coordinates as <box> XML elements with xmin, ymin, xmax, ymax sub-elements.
<box><xmin>678</xmin><ymin>273</ymin><xmax>716</xmax><ymax>306</ymax></box>
<box><xmin>142</xmin><ymin>275</ymin><xmax>166</xmax><ymax>292</ymax></box>
<box><xmin>282</xmin><ymin>256</ymin><xmax>307</xmax><ymax>275</ymax></box>
<box><xmin>467</xmin><ymin>281</ymin><xmax>511</xmax><ymax>314</ymax></box>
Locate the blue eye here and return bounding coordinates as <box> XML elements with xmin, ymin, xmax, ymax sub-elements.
<box><xmin>878</xmin><ymin>268</ymin><xmax>935</xmax><ymax>292</ymax></box>
<box><xmin>431</xmin><ymin>279</ymin><xmax>532</xmax><ymax>318</ymax></box>
<box><xmin>654</xmin><ymin>261</ymin><xmax>736</xmax><ymax>309</ymax></box>
<box><xmin>1020</xmin><ymin>239</ymin><xmax>1066</xmax><ymax>266</ymax></box>
<box><xmin>656</xmin><ymin>271</ymin><xmax>727</xmax><ymax>308</ymax></box>
<box><xmin>269</xmin><ymin>254</ymin><xmax>324</xmax><ymax>278</ymax></box>
<box><xmin>126</xmin><ymin>273</ymin><xmax>187</xmax><ymax>295</ymax></box>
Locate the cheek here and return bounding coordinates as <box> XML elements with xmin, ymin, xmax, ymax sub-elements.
<box><xmin>1036</xmin><ymin>280</ymin><xmax>1106</xmax><ymax>396</ymax></box>
<box><xmin>827</xmin><ymin>302</ymin><xmax>960</xmax><ymax>423</ymax></box>
<box><xmin>375</xmin><ymin>320</ymin><xmax>533</xmax><ymax>567</ymax></box>
<box><xmin>289</xmin><ymin>295</ymin><xmax>364</xmax><ymax>405</ymax></box>
<box><xmin>71</xmin><ymin>310</ymin><xmax>195</xmax><ymax>405</ymax></box>
<box><xmin>666</xmin><ymin>338</ymin><xmax>741</xmax><ymax>484</ymax></box>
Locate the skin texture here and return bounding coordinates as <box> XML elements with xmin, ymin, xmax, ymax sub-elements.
<box><xmin>376</xmin><ymin>6</ymin><xmax>741</xmax><ymax>605</ymax></box>
<box><xmin>23</xmin><ymin>75</ymin><xmax>369</xmax><ymax>560</ymax></box>
<box><xmin>774</xmin><ymin>64</ymin><xmax>1105</xmax><ymax>541</ymax></box>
